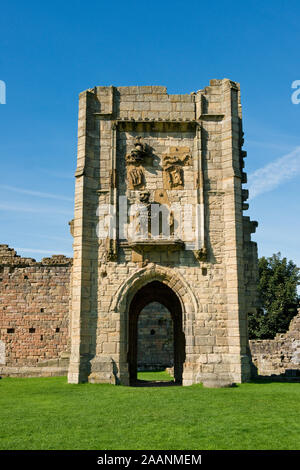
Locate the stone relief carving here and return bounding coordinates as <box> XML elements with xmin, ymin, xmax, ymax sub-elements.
<box><xmin>138</xmin><ymin>190</ymin><xmax>150</xmax><ymax>204</ymax></box>
<box><xmin>167</xmin><ymin>167</ymin><xmax>183</xmax><ymax>188</ymax></box>
<box><xmin>162</xmin><ymin>146</ymin><xmax>191</xmax><ymax>189</ymax></box>
<box><xmin>125</xmin><ymin>137</ymin><xmax>149</xmax><ymax>165</ymax></box>
<box><xmin>127</xmin><ymin>190</ymin><xmax>175</xmax><ymax>242</ymax></box>
<box><xmin>128</xmin><ymin>190</ymin><xmax>151</xmax><ymax>240</ymax></box>
<box><xmin>126</xmin><ymin>137</ymin><xmax>151</xmax><ymax>189</ymax></box>
<box><xmin>128</xmin><ymin>203</ymin><xmax>149</xmax><ymax>240</ymax></box>
<box><xmin>127</xmin><ymin>167</ymin><xmax>144</xmax><ymax>189</ymax></box>
<box><xmin>169</xmin><ymin>210</ymin><xmax>175</xmax><ymax>236</ymax></box>
<box><xmin>124</xmin><ymin>143</ymin><xmax>189</xmax><ymax>248</ymax></box>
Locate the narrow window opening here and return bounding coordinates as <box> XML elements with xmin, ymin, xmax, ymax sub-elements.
<box><xmin>29</xmin><ymin>328</ymin><xmax>35</xmax><ymax>333</ymax></box>
<box><xmin>159</xmin><ymin>211</ymin><xmax>163</xmax><ymax>235</ymax></box>
<box><xmin>7</xmin><ymin>328</ymin><xmax>15</xmax><ymax>333</ymax></box>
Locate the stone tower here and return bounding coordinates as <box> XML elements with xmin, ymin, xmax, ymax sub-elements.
<box><xmin>67</xmin><ymin>79</ymin><xmax>258</xmax><ymax>387</ymax></box>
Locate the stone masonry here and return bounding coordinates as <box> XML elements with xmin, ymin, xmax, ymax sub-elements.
<box><xmin>67</xmin><ymin>79</ymin><xmax>260</xmax><ymax>387</ymax></box>
<box><xmin>250</xmin><ymin>308</ymin><xmax>300</xmax><ymax>377</ymax></box>
<box><xmin>137</xmin><ymin>302</ymin><xmax>174</xmax><ymax>371</ymax></box>
<box><xmin>1</xmin><ymin>241</ymin><xmax>299</xmax><ymax>380</ymax></box>
<box><xmin>0</xmin><ymin>245</ymin><xmax>71</xmax><ymax>377</ymax></box>
<box><xmin>1</xmin><ymin>240</ymin><xmax>298</xmax><ymax>380</ymax></box>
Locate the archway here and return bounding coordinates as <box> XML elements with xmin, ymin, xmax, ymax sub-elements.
<box><xmin>128</xmin><ymin>281</ymin><xmax>185</xmax><ymax>385</ymax></box>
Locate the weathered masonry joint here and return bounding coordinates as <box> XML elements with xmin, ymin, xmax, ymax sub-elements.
<box><xmin>67</xmin><ymin>79</ymin><xmax>259</xmax><ymax>387</ymax></box>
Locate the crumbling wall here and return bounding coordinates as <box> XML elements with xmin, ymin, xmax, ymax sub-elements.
<box><xmin>249</xmin><ymin>309</ymin><xmax>300</xmax><ymax>377</ymax></box>
<box><xmin>0</xmin><ymin>245</ymin><xmax>72</xmax><ymax>377</ymax></box>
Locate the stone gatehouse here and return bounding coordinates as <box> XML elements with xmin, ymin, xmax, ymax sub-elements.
<box><xmin>67</xmin><ymin>79</ymin><xmax>259</xmax><ymax>387</ymax></box>
<box><xmin>0</xmin><ymin>80</ymin><xmax>261</xmax><ymax>387</ymax></box>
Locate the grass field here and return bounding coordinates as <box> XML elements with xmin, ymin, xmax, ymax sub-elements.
<box><xmin>137</xmin><ymin>370</ymin><xmax>174</xmax><ymax>381</ymax></box>
<box><xmin>0</xmin><ymin>374</ymin><xmax>300</xmax><ymax>450</ymax></box>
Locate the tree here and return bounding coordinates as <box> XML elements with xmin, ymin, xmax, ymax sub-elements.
<box><xmin>248</xmin><ymin>253</ymin><xmax>300</xmax><ymax>339</ymax></box>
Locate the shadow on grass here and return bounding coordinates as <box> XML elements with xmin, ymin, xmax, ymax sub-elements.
<box><xmin>132</xmin><ymin>380</ymin><xmax>179</xmax><ymax>387</ymax></box>
<box><xmin>249</xmin><ymin>375</ymin><xmax>300</xmax><ymax>384</ymax></box>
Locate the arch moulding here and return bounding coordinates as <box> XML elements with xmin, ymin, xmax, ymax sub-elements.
<box><xmin>110</xmin><ymin>263</ymin><xmax>198</xmax><ymax>316</ymax></box>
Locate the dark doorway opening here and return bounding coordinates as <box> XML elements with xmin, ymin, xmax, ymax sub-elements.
<box><xmin>128</xmin><ymin>281</ymin><xmax>185</xmax><ymax>386</ymax></box>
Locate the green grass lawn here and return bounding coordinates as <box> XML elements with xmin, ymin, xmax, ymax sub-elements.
<box><xmin>137</xmin><ymin>370</ymin><xmax>174</xmax><ymax>381</ymax></box>
<box><xmin>0</xmin><ymin>374</ymin><xmax>300</xmax><ymax>450</ymax></box>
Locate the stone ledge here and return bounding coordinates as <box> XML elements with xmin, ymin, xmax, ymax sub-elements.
<box><xmin>0</xmin><ymin>366</ymin><xmax>68</xmax><ymax>377</ymax></box>
<box><xmin>121</xmin><ymin>239</ymin><xmax>185</xmax><ymax>251</ymax></box>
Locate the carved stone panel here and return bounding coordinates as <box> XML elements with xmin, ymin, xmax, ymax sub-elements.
<box><xmin>127</xmin><ymin>166</ymin><xmax>145</xmax><ymax>189</ymax></box>
<box><xmin>166</xmin><ymin>167</ymin><xmax>183</xmax><ymax>188</ymax></box>
<box><xmin>162</xmin><ymin>146</ymin><xmax>191</xmax><ymax>190</ymax></box>
<box><xmin>125</xmin><ymin>137</ymin><xmax>151</xmax><ymax>189</ymax></box>
<box><xmin>125</xmin><ymin>137</ymin><xmax>150</xmax><ymax>165</ymax></box>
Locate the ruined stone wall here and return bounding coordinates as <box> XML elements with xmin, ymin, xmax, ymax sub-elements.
<box><xmin>250</xmin><ymin>309</ymin><xmax>300</xmax><ymax>377</ymax></box>
<box><xmin>1</xmin><ymin>239</ymin><xmax>298</xmax><ymax>380</ymax></box>
<box><xmin>0</xmin><ymin>245</ymin><xmax>72</xmax><ymax>377</ymax></box>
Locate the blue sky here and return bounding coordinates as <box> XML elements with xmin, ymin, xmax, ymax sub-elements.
<box><xmin>0</xmin><ymin>0</ymin><xmax>299</xmax><ymax>267</ymax></box>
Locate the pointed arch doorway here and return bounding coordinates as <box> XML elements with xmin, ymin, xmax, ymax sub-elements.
<box><xmin>128</xmin><ymin>281</ymin><xmax>185</xmax><ymax>385</ymax></box>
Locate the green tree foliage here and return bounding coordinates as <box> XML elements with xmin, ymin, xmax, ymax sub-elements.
<box><xmin>248</xmin><ymin>253</ymin><xmax>300</xmax><ymax>339</ymax></box>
